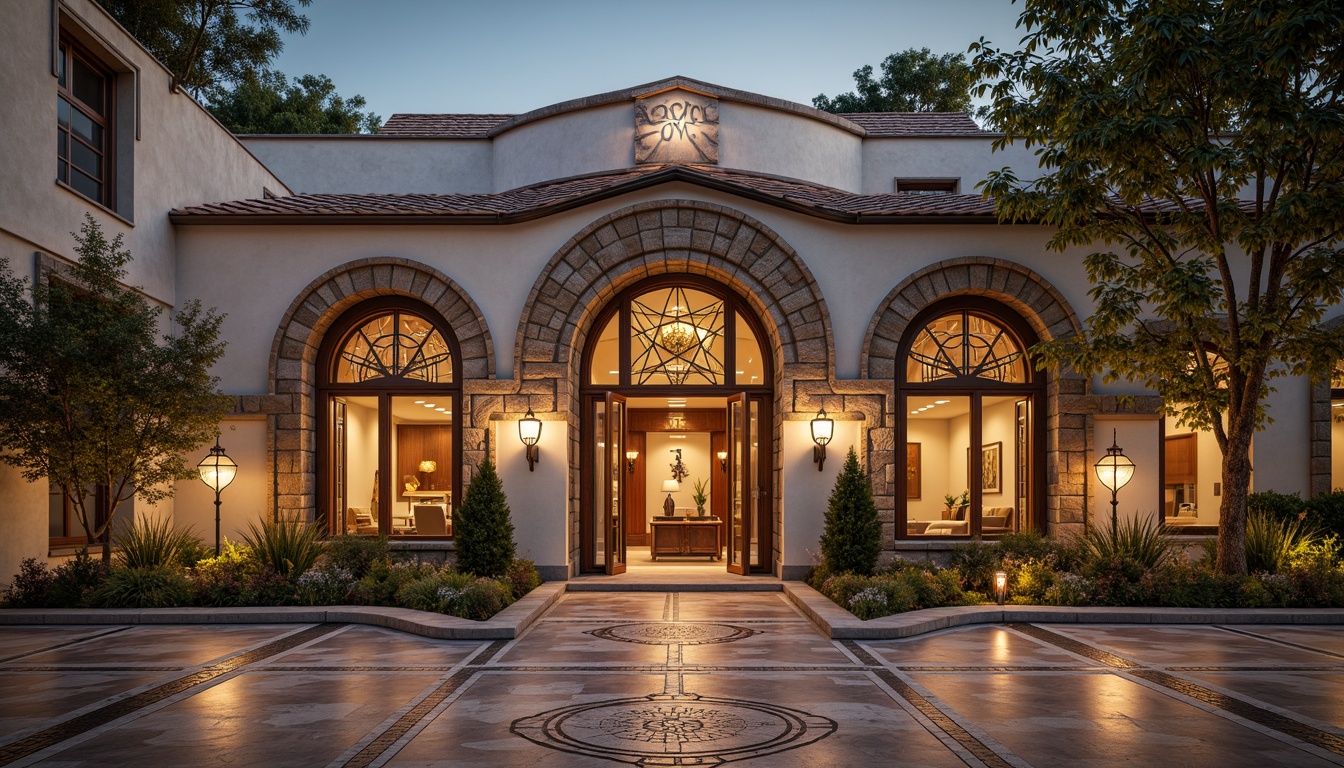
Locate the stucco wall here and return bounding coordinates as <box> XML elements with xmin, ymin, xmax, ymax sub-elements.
<box><xmin>492</xmin><ymin>103</ymin><xmax>633</xmax><ymax>192</ymax></box>
<box><xmin>860</xmin><ymin>137</ymin><xmax>1042</xmax><ymax>194</ymax></box>
<box><xmin>715</xmin><ymin>102</ymin><xmax>862</xmax><ymax>192</ymax></box>
<box><xmin>240</xmin><ymin>137</ymin><xmax>493</xmax><ymax>195</ymax></box>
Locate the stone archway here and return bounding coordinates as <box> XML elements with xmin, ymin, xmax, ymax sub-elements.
<box><xmin>514</xmin><ymin>199</ymin><xmax>833</xmax><ymax>573</ymax></box>
<box><xmin>261</xmin><ymin>257</ymin><xmax>494</xmax><ymax>520</ymax></box>
<box><xmin>862</xmin><ymin>257</ymin><xmax>1091</xmax><ymax>537</ymax></box>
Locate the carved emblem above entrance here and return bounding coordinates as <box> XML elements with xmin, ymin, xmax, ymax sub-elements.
<box><xmin>635</xmin><ymin>90</ymin><xmax>720</xmax><ymax>165</ymax></box>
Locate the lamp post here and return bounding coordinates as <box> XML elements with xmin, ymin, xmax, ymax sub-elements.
<box><xmin>1093</xmin><ymin>429</ymin><xmax>1135</xmax><ymax>532</ymax></box>
<box><xmin>197</xmin><ymin>437</ymin><xmax>237</xmax><ymax>556</ymax></box>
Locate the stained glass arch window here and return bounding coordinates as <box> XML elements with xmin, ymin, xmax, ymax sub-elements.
<box><xmin>905</xmin><ymin>310</ymin><xmax>1027</xmax><ymax>384</ymax></box>
<box><xmin>584</xmin><ymin>277</ymin><xmax>768</xmax><ymax>389</ymax></box>
<box><xmin>333</xmin><ymin>309</ymin><xmax>453</xmax><ymax>384</ymax></box>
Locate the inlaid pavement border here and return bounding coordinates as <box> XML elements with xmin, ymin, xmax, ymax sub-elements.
<box><xmin>783</xmin><ymin>581</ymin><xmax>1344</xmax><ymax>639</ymax></box>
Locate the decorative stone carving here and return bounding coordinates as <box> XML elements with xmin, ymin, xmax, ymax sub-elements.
<box><xmin>635</xmin><ymin>90</ymin><xmax>719</xmax><ymax>165</ymax></box>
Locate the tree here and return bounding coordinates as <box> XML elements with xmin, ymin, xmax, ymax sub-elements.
<box><xmin>452</xmin><ymin>459</ymin><xmax>516</xmax><ymax>578</ymax></box>
<box><xmin>819</xmin><ymin>448</ymin><xmax>882</xmax><ymax>575</ymax></box>
<box><xmin>206</xmin><ymin>71</ymin><xmax>382</xmax><ymax>134</ymax></box>
<box><xmin>96</xmin><ymin>0</ymin><xmax>310</xmax><ymax>96</ymax></box>
<box><xmin>813</xmin><ymin>47</ymin><xmax>978</xmax><ymax>114</ymax></box>
<box><xmin>972</xmin><ymin>0</ymin><xmax>1344</xmax><ymax>575</ymax></box>
<box><xmin>0</xmin><ymin>216</ymin><xmax>231</xmax><ymax>562</ymax></box>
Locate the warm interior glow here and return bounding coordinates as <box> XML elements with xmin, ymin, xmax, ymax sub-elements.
<box><xmin>418</xmin><ymin>460</ymin><xmax>437</xmax><ymax>473</ymax></box>
<box><xmin>661</xmin><ymin>479</ymin><xmax>680</xmax><ymax>493</ymax></box>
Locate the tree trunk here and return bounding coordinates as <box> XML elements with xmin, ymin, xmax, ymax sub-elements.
<box><xmin>1215</xmin><ymin>423</ymin><xmax>1255</xmax><ymax>575</ymax></box>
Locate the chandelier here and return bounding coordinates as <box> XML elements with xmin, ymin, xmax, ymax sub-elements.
<box><xmin>659</xmin><ymin>320</ymin><xmax>698</xmax><ymax>355</ymax></box>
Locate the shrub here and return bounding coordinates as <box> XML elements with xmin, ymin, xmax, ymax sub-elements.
<box><xmin>48</xmin><ymin>550</ymin><xmax>111</xmax><ymax>607</ymax></box>
<box><xmin>350</xmin><ymin>560</ymin><xmax>438</xmax><ymax>606</ymax></box>
<box><xmin>454</xmin><ymin>577</ymin><xmax>513</xmax><ymax>620</ymax></box>
<box><xmin>818</xmin><ymin>448</ymin><xmax>881</xmax><ymax>576</ymax></box>
<box><xmin>242</xmin><ymin>518</ymin><xmax>326</xmax><ymax>579</ymax></box>
<box><xmin>949</xmin><ymin>540</ymin><xmax>1000</xmax><ymax>592</ymax></box>
<box><xmin>1304</xmin><ymin>490</ymin><xmax>1344</xmax><ymax>538</ymax></box>
<box><xmin>1248</xmin><ymin>490</ymin><xmax>1305</xmax><ymax>523</ymax></box>
<box><xmin>1078</xmin><ymin>516</ymin><xmax>1177</xmax><ymax>571</ymax></box>
<box><xmin>175</xmin><ymin>537</ymin><xmax>214</xmax><ymax>569</ymax></box>
<box><xmin>114</xmin><ymin>516</ymin><xmax>201</xmax><ymax>570</ymax></box>
<box><xmin>1011</xmin><ymin>558</ymin><xmax>1059</xmax><ymax>603</ymax></box>
<box><xmin>322</xmin><ymin>535</ymin><xmax>390</xmax><ymax>579</ymax></box>
<box><xmin>3</xmin><ymin>558</ymin><xmax>55</xmax><ymax>608</ymax></box>
<box><xmin>89</xmin><ymin>567</ymin><xmax>192</xmax><ymax>608</ymax></box>
<box><xmin>503</xmin><ymin>558</ymin><xmax>542</xmax><ymax>600</ymax></box>
<box><xmin>453</xmin><ymin>459</ymin><xmax>517</xmax><ymax>578</ymax></box>
<box><xmin>1245</xmin><ymin>509</ymin><xmax>1315</xmax><ymax>574</ymax></box>
<box><xmin>189</xmin><ymin>541</ymin><xmax>263</xmax><ymax>606</ymax></box>
<box><xmin>295</xmin><ymin>564</ymin><xmax>357</xmax><ymax>605</ymax></box>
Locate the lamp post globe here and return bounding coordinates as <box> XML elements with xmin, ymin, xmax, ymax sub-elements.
<box><xmin>198</xmin><ymin>437</ymin><xmax>237</xmax><ymax>556</ymax></box>
<box><xmin>1093</xmin><ymin>429</ymin><xmax>1134</xmax><ymax>532</ymax></box>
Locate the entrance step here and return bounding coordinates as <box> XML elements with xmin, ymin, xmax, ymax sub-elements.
<box><xmin>566</xmin><ymin>576</ymin><xmax>782</xmax><ymax>592</ymax></box>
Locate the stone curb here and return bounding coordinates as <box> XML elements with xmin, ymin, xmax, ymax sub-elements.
<box><xmin>782</xmin><ymin>581</ymin><xmax>1344</xmax><ymax>639</ymax></box>
<box><xmin>0</xmin><ymin>582</ymin><xmax>565</xmax><ymax>641</ymax></box>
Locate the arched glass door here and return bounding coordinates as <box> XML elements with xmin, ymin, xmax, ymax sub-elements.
<box><xmin>898</xmin><ymin>299</ymin><xmax>1043</xmax><ymax>538</ymax></box>
<box><xmin>581</xmin><ymin>276</ymin><xmax>771</xmax><ymax>574</ymax></box>
<box><xmin>317</xmin><ymin>297</ymin><xmax>461</xmax><ymax>538</ymax></box>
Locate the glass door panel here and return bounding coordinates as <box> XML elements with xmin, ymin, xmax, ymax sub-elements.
<box><xmin>749</xmin><ymin>398</ymin><xmax>760</xmax><ymax>567</ymax></box>
<box><xmin>592</xmin><ymin>399</ymin><xmax>606</xmax><ymax>567</ymax></box>
<box><xmin>904</xmin><ymin>394</ymin><xmax>972</xmax><ymax>537</ymax></box>
<box><xmin>605</xmin><ymin>393</ymin><xmax>627</xmax><ymax>574</ymax></box>
<box><xmin>727</xmin><ymin>393</ymin><xmax>749</xmax><ymax>574</ymax></box>
<box><xmin>336</xmin><ymin>395</ymin><xmax>381</xmax><ymax>536</ymax></box>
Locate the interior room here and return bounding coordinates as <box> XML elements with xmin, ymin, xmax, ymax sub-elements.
<box><xmin>336</xmin><ymin>395</ymin><xmax>454</xmax><ymax>536</ymax></box>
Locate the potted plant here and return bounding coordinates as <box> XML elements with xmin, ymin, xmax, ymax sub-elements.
<box><xmin>942</xmin><ymin>490</ymin><xmax>969</xmax><ymax>520</ymax></box>
<box><xmin>691</xmin><ymin>478</ymin><xmax>710</xmax><ymax>517</ymax></box>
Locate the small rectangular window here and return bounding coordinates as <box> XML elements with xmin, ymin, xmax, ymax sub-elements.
<box><xmin>896</xmin><ymin>178</ymin><xmax>959</xmax><ymax>195</ymax></box>
<box><xmin>56</xmin><ymin>37</ymin><xmax>114</xmax><ymax>208</ymax></box>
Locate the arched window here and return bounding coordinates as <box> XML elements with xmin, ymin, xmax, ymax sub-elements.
<box><xmin>898</xmin><ymin>299</ymin><xmax>1042</xmax><ymax>539</ymax></box>
<box><xmin>318</xmin><ymin>298</ymin><xmax>461</xmax><ymax>539</ymax></box>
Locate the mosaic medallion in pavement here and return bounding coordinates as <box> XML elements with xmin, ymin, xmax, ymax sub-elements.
<box><xmin>511</xmin><ymin>691</ymin><xmax>836</xmax><ymax>766</ymax></box>
<box><xmin>586</xmin><ymin>622</ymin><xmax>759</xmax><ymax>646</ymax></box>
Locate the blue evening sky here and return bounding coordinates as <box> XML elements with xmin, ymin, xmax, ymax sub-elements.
<box><xmin>269</xmin><ymin>0</ymin><xmax>1028</xmax><ymax>120</ymax></box>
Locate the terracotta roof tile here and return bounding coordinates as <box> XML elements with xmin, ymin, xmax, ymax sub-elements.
<box><xmin>379</xmin><ymin>114</ymin><xmax>514</xmax><ymax>137</ymax></box>
<box><xmin>839</xmin><ymin>112</ymin><xmax>989</xmax><ymax>136</ymax></box>
<box><xmin>171</xmin><ymin>165</ymin><xmax>998</xmax><ymax>224</ymax></box>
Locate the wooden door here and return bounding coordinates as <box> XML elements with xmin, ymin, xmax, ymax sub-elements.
<box><xmin>625</xmin><ymin>431</ymin><xmax>647</xmax><ymax>546</ymax></box>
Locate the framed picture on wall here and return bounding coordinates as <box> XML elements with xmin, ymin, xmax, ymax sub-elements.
<box><xmin>982</xmin><ymin>441</ymin><xmax>1002</xmax><ymax>494</ymax></box>
<box><xmin>906</xmin><ymin>443</ymin><xmax>921</xmax><ymax>499</ymax></box>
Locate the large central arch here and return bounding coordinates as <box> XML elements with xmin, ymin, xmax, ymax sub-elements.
<box><xmin>515</xmin><ymin>200</ymin><xmax>833</xmax><ymax>575</ymax></box>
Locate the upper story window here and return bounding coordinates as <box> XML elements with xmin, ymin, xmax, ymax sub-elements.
<box><xmin>334</xmin><ymin>310</ymin><xmax>454</xmax><ymax>384</ymax></box>
<box><xmin>906</xmin><ymin>311</ymin><xmax>1027</xmax><ymax>384</ymax></box>
<box><xmin>57</xmin><ymin>37</ymin><xmax>114</xmax><ymax>208</ymax></box>
<box><xmin>896</xmin><ymin>178</ymin><xmax>959</xmax><ymax>195</ymax></box>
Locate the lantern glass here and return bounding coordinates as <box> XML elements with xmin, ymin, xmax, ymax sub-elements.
<box><xmin>810</xmin><ymin>409</ymin><xmax>834</xmax><ymax>446</ymax></box>
<box><xmin>1095</xmin><ymin>454</ymin><xmax>1135</xmax><ymax>492</ymax></box>
<box><xmin>518</xmin><ymin>409</ymin><xmax>542</xmax><ymax>446</ymax></box>
<box><xmin>198</xmin><ymin>451</ymin><xmax>237</xmax><ymax>492</ymax></box>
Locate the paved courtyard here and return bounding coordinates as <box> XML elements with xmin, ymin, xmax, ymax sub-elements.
<box><xmin>1</xmin><ymin>593</ymin><xmax>1342</xmax><ymax>767</ymax></box>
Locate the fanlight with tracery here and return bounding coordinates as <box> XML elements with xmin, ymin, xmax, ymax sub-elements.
<box><xmin>335</xmin><ymin>311</ymin><xmax>453</xmax><ymax>383</ymax></box>
<box><xmin>906</xmin><ymin>312</ymin><xmax>1026</xmax><ymax>383</ymax></box>
<box><xmin>630</xmin><ymin>286</ymin><xmax>725</xmax><ymax>385</ymax></box>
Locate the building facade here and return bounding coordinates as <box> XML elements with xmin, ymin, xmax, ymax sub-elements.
<box><xmin>2</xmin><ymin>0</ymin><xmax>1338</xmax><ymax>583</ymax></box>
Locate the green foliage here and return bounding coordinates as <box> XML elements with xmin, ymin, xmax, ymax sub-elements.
<box><xmin>96</xmin><ymin>0</ymin><xmax>311</xmax><ymax>96</ymax></box>
<box><xmin>452</xmin><ymin>459</ymin><xmax>516</xmax><ymax>578</ymax></box>
<box><xmin>819</xmin><ymin>448</ymin><xmax>882</xmax><ymax>576</ymax></box>
<box><xmin>89</xmin><ymin>567</ymin><xmax>192</xmax><ymax>608</ymax></box>
<box><xmin>48</xmin><ymin>551</ymin><xmax>111</xmax><ymax>607</ymax></box>
<box><xmin>114</xmin><ymin>516</ymin><xmax>201</xmax><ymax>570</ymax></box>
<box><xmin>1305</xmin><ymin>491</ymin><xmax>1344</xmax><ymax>538</ymax></box>
<box><xmin>174</xmin><ymin>537</ymin><xmax>214</xmax><ymax>569</ymax></box>
<box><xmin>1245</xmin><ymin>509</ymin><xmax>1316</xmax><ymax>574</ymax></box>
<box><xmin>817</xmin><ymin>565</ymin><xmax>970</xmax><ymax>621</ymax></box>
<box><xmin>1248</xmin><ymin>490</ymin><xmax>1306</xmax><ymax>523</ymax></box>
<box><xmin>813</xmin><ymin>48</ymin><xmax>978</xmax><ymax>114</ymax></box>
<box><xmin>321</xmin><ymin>535</ymin><xmax>390</xmax><ymax>579</ymax></box>
<box><xmin>690</xmin><ymin>478</ymin><xmax>710</xmax><ymax>510</ymax></box>
<box><xmin>241</xmin><ymin>517</ymin><xmax>326</xmax><ymax>579</ymax></box>
<box><xmin>295</xmin><ymin>563</ymin><xmax>356</xmax><ymax>606</ymax></box>
<box><xmin>206</xmin><ymin>71</ymin><xmax>381</xmax><ymax>134</ymax></box>
<box><xmin>0</xmin><ymin>216</ymin><xmax>230</xmax><ymax>559</ymax></box>
<box><xmin>1079</xmin><ymin>516</ymin><xmax>1180</xmax><ymax>571</ymax></box>
<box><xmin>949</xmin><ymin>540</ymin><xmax>1000</xmax><ymax>592</ymax></box>
<box><xmin>349</xmin><ymin>560</ymin><xmax>437</xmax><ymax>606</ymax></box>
<box><xmin>974</xmin><ymin>1</ymin><xmax>1344</xmax><ymax>575</ymax></box>
<box><xmin>3</xmin><ymin>559</ymin><xmax>56</xmax><ymax>608</ymax></box>
<box><xmin>502</xmin><ymin>558</ymin><xmax>542</xmax><ymax>601</ymax></box>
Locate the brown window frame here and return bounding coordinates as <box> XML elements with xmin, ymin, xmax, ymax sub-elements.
<box><xmin>895</xmin><ymin>178</ymin><xmax>959</xmax><ymax>195</ymax></box>
<box><xmin>57</xmin><ymin>34</ymin><xmax>115</xmax><ymax>209</ymax></box>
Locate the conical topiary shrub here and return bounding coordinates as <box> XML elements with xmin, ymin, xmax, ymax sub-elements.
<box><xmin>819</xmin><ymin>447</ymin><xmax>881</xmax><ymax>575</ymax></box>
<box><xmin>452</xmin><ymin>459</ymin><xmax>516</xmax><ymax>578</ymax></box>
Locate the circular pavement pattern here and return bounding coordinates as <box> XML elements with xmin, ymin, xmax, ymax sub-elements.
<box><xmin>512</xmin><ymin>692</ymin><xmax>836</xmax><ymax>765</ymax></box>
<box><xmin>586</xmin><ymin>622</ymin><xmax>760</xmax><ymax>646</ymax></box>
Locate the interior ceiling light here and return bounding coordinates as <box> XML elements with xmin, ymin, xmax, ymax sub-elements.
<box><xmin>414</xmin><ymin>400</ymin><xmax>425</xmax><ymax>404</ymax></box>
<box><xmin>660</xmin><ymin>321</ymin><xmax>698</xmax><ymax>354</ymax></box>
<box><xmin>911</xmin><ymin>410</ymin><xmax>920</xmax><ymax>415</ymax></box>
<box><xmin>935</xmin><ymin>399</ymin><xmax>951</xmax><ymax>404</ymax></box>
<box><xmin>670</xmin><ymin>434</ymin><xmax>686</xmax><ymax>439</ymax></box>
<box><xmin>423</xmin><ymin>403</ymin><xmax>435</xmax><ymax>408</ymax></box>
<box><xmin>435</xmin><ymin>408</ymin><xmax>446</xmax><ymax>412</ymax></box>
<box><xmin>608</xmin><ymin>370</ymin><xmax>619</xmax><ymax>375</ymax></box>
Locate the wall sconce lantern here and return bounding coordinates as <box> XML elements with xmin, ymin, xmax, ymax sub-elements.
<box><xmin>717</xmin><ymin>450</ymin><xmax>728</xmax><ymax>472</ymax></box>
<box><xmin>1093</xmin><ymin>428</ymin><xmax>1135</xmax><ymax>531</ymax></box>
<box><xmin>994</xmin><ymin>570</ymin><xmax>1008</xmax><ymax>606</ymax></box>
<box><xmin>810</xmin><ymin>408</ymin><xmax>834</xmax><ymax>471</ymax></box>
<box><xmin>519</xmin><ymin>408</ymin><xmax>542</xmax><ymax>471</ymax></box>
<box><xmin>626</xmin><ymin>450</ymin><xmax>639</xmax><ymax>474</ymax></box>
<box><xmin>197</xmin><ymin>437</ymin><xmax>237</xmax><ymax>557</ymax></box>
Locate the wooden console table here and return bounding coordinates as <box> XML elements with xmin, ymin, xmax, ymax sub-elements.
<box><xmin>649</xmin><ymin>517</ymin><xmax>723</xmax><ymax>561</ymax></box>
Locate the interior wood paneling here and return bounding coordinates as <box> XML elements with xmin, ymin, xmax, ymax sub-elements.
<box><xmin>396</xmin><ymin>424</ymin><xmax>453</xmax><ymax>502</ymax></box>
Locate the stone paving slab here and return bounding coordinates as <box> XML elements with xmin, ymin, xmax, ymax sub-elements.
<box><xmin>1</xmin><ymin>593</ymin><xmax>1342</xmax><ymax>767</ymax></box>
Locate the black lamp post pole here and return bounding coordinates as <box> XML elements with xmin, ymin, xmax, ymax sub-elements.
<box><xmin>214</xmin><ymin>488</ymin><xmax>222</xmax><ymax>557</ymax></box>
<box><xmin>1110</xmin><ymin>485</ymin><xmax>1119</xmax><ymax>533</ymax></box>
